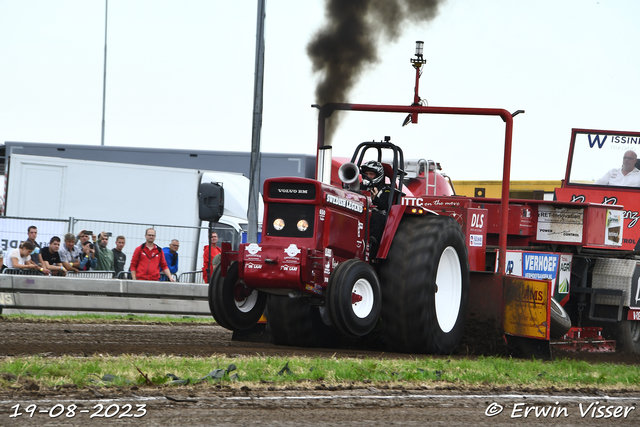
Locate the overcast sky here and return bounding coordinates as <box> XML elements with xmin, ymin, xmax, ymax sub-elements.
<box><xmin>1</xmin><ymin>0</ymin><xmax>638</xmax><ymax>181</ymax></box>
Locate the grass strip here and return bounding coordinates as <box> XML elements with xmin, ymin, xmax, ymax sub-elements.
<box><xmin>1</xmin><ymin>354</ymin><xmax>639</xmax><ymax>391</ymax></box>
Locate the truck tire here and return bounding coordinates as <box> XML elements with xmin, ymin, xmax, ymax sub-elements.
<box><xmin>617</xmin><ymin>319</ymin><xmax>640</xmax><ymax>354</ymax></box>
<box><xmin>208</xmin><ymin>261</ymin><xmax>267</xmax><ymax>331</ymax></box>
<box><xmin>326</xmin><ymin>259</ymin><xmax>382</xmax><ymax>337</ymax></box>
<box><xmin>266</xmin><ymin>296</ymin><xmax>336</xmax><ymax>347</ymax></box>
<box><xmin>380</xmin><ymin>215</ymin><xmax>470</xmax><ymax>354</ymax></box>
<box><xmin>549</xmin><ymin>298</ymin><xmax>572</xmax><ymax>339</ymax></box>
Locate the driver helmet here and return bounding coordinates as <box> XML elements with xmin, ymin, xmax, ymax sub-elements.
<box><xmin>360</xmin><ymin>160</ymin><xmax>384</xmax><ymax>189</ymax></box>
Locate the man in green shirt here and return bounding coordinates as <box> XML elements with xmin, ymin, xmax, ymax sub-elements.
<box><xmin>95</xmin><ymin>231</ymin><xmax>115</xmax><ymax>272</ymax></box>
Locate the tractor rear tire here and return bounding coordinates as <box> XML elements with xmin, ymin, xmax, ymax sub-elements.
<box><xmin>326</xmin><ymin>259</ymin><xmax>382</xmax><ymax>337</ymax></box>
<box><xmin>549</xmin><ymin>298</ymin><xmax>572</xmax><ymax>339</ymax></box>
<box><xmin>380</xmin><ymin>215</ymin><xmax>470</xmax><ymax>354</ymax></box>
<box><xmin>208</xmin><ymin>261</ymin><xmax>267</xmax><ymax>331</ymax></box>
<box><xmin>617</xmin><ymin>319</ymin><xmax>640</xmax><ymax>354</ymax></box>
<box><xmin>266</xmin><ymin>296</ymin><xmax>336</xmax><ymax>347</ymax></box>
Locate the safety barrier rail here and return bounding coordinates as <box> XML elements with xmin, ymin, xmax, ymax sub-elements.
<box><xmin>0</xmin><ymin>274</ymin><xmax>210</xmax><ymax>316</ymax></box>
<box><xmin>66</xmin><ymin>271</ymin><xmax>115</xmax><ymax>279</ymax></box>
<box><xmin>3</xmin><ymin>268</ymin><xmax>44</xmax><ymax>276</ymax></box>
<box><xmin>177</xmin><ymin>270</ymin><xmax>205</xmax><ymax>284</ymax></box>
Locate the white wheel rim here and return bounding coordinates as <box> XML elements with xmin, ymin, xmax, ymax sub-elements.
<box><xmin>235</xmin><ymin>289</ymin><xmax>258</xmax><ymax>313</ymax></box>
<box><xmin>352</xmin><ymin>278</ymin><xmax>374</xmax><ymax>319</ymax></box>
<box><xmin>435</xmin><ymin>246</ymin><xmax>462</xmax><ymax>333</ymax></box>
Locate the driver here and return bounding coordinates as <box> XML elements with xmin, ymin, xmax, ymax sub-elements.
<box><xmin>360</xmin><ymin>161</ymin><xmax>391</xmax><ymax>258</ymax></box>
<box><xmin>595</xmin><ymin>150</ymin><xmax>640</xmax><ymax>186</ymax></box>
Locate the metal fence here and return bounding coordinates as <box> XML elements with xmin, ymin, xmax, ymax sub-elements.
<box><xmin>1</xmin><ymin>215</ymin><xmax>240</xmax><ymax>280</ymax></box>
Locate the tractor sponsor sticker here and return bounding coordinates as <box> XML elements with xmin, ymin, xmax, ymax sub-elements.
<box><xmin>319</xmin><ymin>208</ymin><xmax>326</xmax><ymax>221</ymax></box>
<box><xmin>503</xmin><ymin>277</ymin><xmax>550</xmax><ymax>339</ymax></box>
<box><xmin>245</xmin><ymin>243</ymin><xmax>262</xmax><ymax>261</ymax></box>
<box><xmin>402</xmin><ymin>197</ymin><xmax>462</xmax><ymax>208</ymax></box>
<box><xmin>470</xmin><ymin>213</ymin><xmax>484</xmax><ymax>230</ymax></box>
<box><xmin>326</xmin><ymin>194</ymin><xmax>363</xmax><ymax>213</ymax></box>
<box><xmin>536</xmin><ymin>205</ymin><xmax>583</xmax><ymax>243</ymax></box>
<box><xmin>245</xmin><ymin>262</ymin><xmax>262</xmax><ymax>269</ymax></box>
<box><xmin>246</xmin><ymin>243</ymin><xmax>262</xmax><ymax>256</ymax></box>
<box><xmin>605</xmin><ymin>209</ymin><xmax>624</xmax><ymax>246</ymax></box>
<box><xmin>280</xmin><ymin>265</ymin><xmax>298</xmax><ymax>272</ymax></box>
<box><xmin>557</xmin><ymin>254</ymin><xmax>572</xmax><ymax>294</ymax></box>
<box><xmin>284</xmin><ymin>243</ymin><xmax>301</xmax><ymax>263</ymax></box>
<box><xmin>523</xmin><ymin>253</ymin><xmax>559</xmax><ymax>295</ymax></box>
<box><xmin>469</xmin><ymin>234</ymin><xmax>483</xmax><ymax>247</ymax></box>
<box><xmin>305</xmin><ymin>283</ymin><xmax>323</xmax><ymax>295</ymax></box>
<box><xmin>324</xmin><ymin>248</ymin><xmax>332</xmax><ymax>258</ymax></box>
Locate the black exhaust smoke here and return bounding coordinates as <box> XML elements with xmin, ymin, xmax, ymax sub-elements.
<box><xmin>307</xmin><ymin>0</ymin><xmax>444</xmax><ymax>143</ymax></box>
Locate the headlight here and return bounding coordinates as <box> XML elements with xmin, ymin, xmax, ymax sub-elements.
<box><xmin>273</xmin><ymin>218</ymin><xmax>285</xmax><ymax>230</ymax></box>
<box><xmin>297</xmin><ymin>219</ymin><xmax>309</xmax><ymax>232</ymax></box>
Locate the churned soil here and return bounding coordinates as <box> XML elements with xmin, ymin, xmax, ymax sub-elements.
<box><xmin>1</xmin><ymin>318</ymin><xmax>640</xmax><ymax>426</ymax></box>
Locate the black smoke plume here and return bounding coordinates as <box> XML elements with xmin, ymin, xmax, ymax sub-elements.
<box><xmin>308</xmin><ymin>0</ymin><xmax>444</xmax><ymax>142</ymax></box>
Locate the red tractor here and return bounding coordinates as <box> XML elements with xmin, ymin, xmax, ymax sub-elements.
<box><xmin>208</xmin><ymin>47</ymin><xmax>640</xmax><ymax>356</ymax></box>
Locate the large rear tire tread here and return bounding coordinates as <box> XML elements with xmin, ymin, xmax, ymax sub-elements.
<box><xmin>380</xmin><ymin>215</ymin><xmax>470</xmax><ymax>354</ymax></box>
<box><xmin>208</xmin><ymin>262</ymin><xmax>267</xmax><ymax>331</ymax></box>
<box><xmin>266</xmin><ymin>296</ymin><xmax>337</xmax><ymax>348</ymax></box>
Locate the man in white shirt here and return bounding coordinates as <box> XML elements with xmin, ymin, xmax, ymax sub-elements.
<box><xmin>595</xmin><ymin>150</ymin><xmax>640</xmax><ymax>187</ymax></box>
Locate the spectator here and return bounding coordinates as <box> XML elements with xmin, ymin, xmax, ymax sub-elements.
<box><xmin>203</xmin><ymin>232</ymin><xmax>222</xmax><ymax>280</ymax></box>
<box><xmin>6</xmin><ymin>241</ymin><xmax>40</xmax><ymax>272</ymax></box>
<box><xmin>0</xmin><ymin>248</ymin><xmax>4</xmax><ymax>272</ymax></box>
<box><xmin>112</xmin><ymin>236</ymin><xmax>127</xmax><ymax>275</ymax></box>
<box><xmin>59</xmin><ymin>232</ymin><xmax>82</xmax><ymax>273</ymax></box>
<box><xmin>130</xmin><ymin>228</ymin><xmax>175</xmax><ymax>282</ymax></box>
<box><xmin>95</xmin><ymin>231</ymin><xmax>115</xmax><ymax>271</ymax></box>
<box><xmin>75</xmin><ymin>230</ymin><xmax>95</xmax><ymax>252</ymax></box>
<box><xmin>79</xmin><ymin>241</ymin><xmax>97</xmax><ymax>271</ymax></box>
<box><xmin>41</xmin><ymin>236</ymin><xmax>67</xmax><ymax>276</ymax></box>
<box><xmin>26</xmin><ymin>226</ymin><xmax>50</xmax><ymax>275</ymax></box>
<box><xmin>161</xmin><ymin>239</ymin><xmax>179</xmax><ymax>281</ymax></box>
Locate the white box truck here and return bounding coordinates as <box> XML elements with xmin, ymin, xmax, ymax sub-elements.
<box><xmin>2</xmin><ymin>154</ymin><xmax>262</xmax><ymax>274</ymax></box>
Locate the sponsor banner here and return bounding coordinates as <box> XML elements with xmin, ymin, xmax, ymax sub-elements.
<box><xmin>0</xmin><ymin>218</ymin><xmax>67</xmax><ymax>252</ymax></box>
<box><xmin>605</xmin><ymin>209</ymin><xmax>624</xmax><ymax>246</ymax></box>
<box><xmin>469</xmin><ymin>234</ymin><xmax>483</xmax><ymax>247</ymax></box>
<box><xmin>325</xmin><ymin>194</ymin><xmax>363</xmax><ymax>213</ymax></box>
<box><xmin>536</xmin><ymin>205</ymin><xmax>584</xmax><ymax>243</ymax></box>
<box><xmin>503</xmin><ymin>276</ymin><xmax>550</xmax><ymax>340</ymax></box>
<box><xmin>523</xmin><ymin>253</ymin><xmax>560</xmax><ymax>296</ymax></box>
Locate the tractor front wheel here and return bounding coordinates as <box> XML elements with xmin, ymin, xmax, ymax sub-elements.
<box><xmin>380</xmin><ymin>215</ymin><xmax>470</xmax><ymax>354</ymax></box>
<box><xmin>326</xmin><ymin>259</ymin><xmax>382</xmax><ymax>337</ymax></box>
<box><xmin>209</xmin><ymin>261</ymin><xmax>267</xmax><ymax>331</ymax></box>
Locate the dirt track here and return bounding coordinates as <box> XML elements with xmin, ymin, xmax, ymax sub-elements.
<box><xmin>1</xmin><ymin>320</ymin><xmax>640</xmax><ymax>426</ymax></box>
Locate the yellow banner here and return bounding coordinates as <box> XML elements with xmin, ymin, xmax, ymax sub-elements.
<box><xmin>503</xmin><ymin>277</ymin><xmax>551</xmax><ymax>340</ymax></box>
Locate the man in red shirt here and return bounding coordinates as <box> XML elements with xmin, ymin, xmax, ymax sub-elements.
<box><xmin>203</xmin><ymin>232</ymin><xmax>222</xmax><ymax>280</ymax></box>
<box><xmin>130</xmin><ymin>228</ymin><xmax>175</xmax><ymax>281</ymax></box>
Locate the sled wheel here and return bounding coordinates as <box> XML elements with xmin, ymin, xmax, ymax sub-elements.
<box><xmin>266</xmin><ymin>296</ymin><xmax>336</xmax><ymax>347</ymax></box>
<box><xmin>208</xmin><ymin>261</ymin><xmax>267</xmax><ymax>331</ymax></box>
<box><xmin>380</xmin><ymin>215</ymin><xmax>470</xmax><ymax>354</ymax></box>
<box><xmin>617</xmin><ymin>318</ymin><xmax>640</xmax><ymax>354</ymax></box>
<box><xmin>326</xmin><ymin>259</ymin><xmax>382</xmax><ymax>337</ymax></box>
<box><xmin>549</xmin><ymin>298</ymin><xmax>572</xmax><ymax>339</ymax></box>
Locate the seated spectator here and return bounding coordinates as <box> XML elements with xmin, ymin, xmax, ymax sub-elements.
<box><xmin>203</xmin><ymin>232</ymin><xmax>221</xmax><ymax>281</ymax></box>
<box><xmin>79</xmin><ymin>241</ymin><xmax>97</xmax><ymax>271</ymax></box>
<box><xmin>26</xmin><ymin>225</ymin><xmax>50</xmax><ymax>275</ymax></box>
<box><xmin>6</xmin><ymin>241</ymin><xmax>41</xmax><ymax>272</ymax></box>
<box><xmin>161</xmin><ymin>239</ymin><xmax>179</xmax><ymax>281</ymax></box>
<box><xmin>59</xmin><ymin>232</ymin><xmax>83</xmax><ymax>273</ymax></box>
<box><xmin>41</xmin><ymin>236</ymin><xmax>67</xmax><ymax>276</ymax></box>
